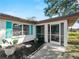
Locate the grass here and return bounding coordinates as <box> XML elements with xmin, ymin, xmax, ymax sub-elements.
<box><xmin>66</xmin><ymin>32</ymin><xmax>79</xmax><ymax>57</ymax></box>
<box><xmin>68</xmin><ymin>32</ymin><xmax>79</xmax><ymax>39</ymax></box>
<box><xmin>68</xmin><ymin>32</ymin><xmax>79</xmax><ymax>44</ymax></box>
<box><xmin>66</xmin><ymin>44</ymin><xmax>79</xmax><ymax>57</ymax></box>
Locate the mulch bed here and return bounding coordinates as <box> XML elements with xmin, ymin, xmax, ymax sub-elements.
<box><xmin>0</xmin><ymin>40</ymin><xmax>44</xmax><ymax>59</ymax></box>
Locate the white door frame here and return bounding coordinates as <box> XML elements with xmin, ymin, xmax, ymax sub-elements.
<box><xmin>50</xmin><ymin>23</ymin><xmax>61</xmax><ymax>45</ymax></box>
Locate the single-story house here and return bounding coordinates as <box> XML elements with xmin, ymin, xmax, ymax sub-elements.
<box><xmin>0</xmin><ymin>12</ymin><xmax>79</xmax><ymax>47</ymax></box>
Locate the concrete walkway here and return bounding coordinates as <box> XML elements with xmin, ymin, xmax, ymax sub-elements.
<box><xmin>29</xmin><ymin>43</ymin><xmax>73</xmax><ymax>59</ymax></box>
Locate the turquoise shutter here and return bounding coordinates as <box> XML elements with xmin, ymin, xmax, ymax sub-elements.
<box><xmin>6</xmin><ymin>20</ymin><xmax>12</xmax><ymax>38</ymax></box>
<box><xmin>29</xmin><ymin>25</ymin><xmax>33</xmax><ymax>35</ymax></box>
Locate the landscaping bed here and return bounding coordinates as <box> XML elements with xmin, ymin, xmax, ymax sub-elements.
<box><xmin>0</xmin><ymin>40</ymin><xmax>44</xmax><ymax>59</ymax></box>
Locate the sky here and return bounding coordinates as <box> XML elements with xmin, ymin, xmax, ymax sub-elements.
<box><xmin>0</xmin><ymin>0</ymin><xmax>48</xmax><ymax>20</ymax></box>
<box><xmin>0</xmin><ymin>0</ymin><xmax>79</xmax><ymax>28</ymax></box>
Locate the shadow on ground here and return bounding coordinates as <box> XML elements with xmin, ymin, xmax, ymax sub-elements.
<box><xmin>0</xmin><ymin>40</ymin><xmax>44</xmax><ymax>59</ymax></box>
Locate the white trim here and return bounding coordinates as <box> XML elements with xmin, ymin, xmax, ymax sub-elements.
<box><xmin>59</xmin><ymin>23</ymin><xmax>61</xmax><ymax>45</ymax></box>
<box><xmin>44</xmin><ymin>24</ymin><xmax>48</xmax><ymax>42</ymax></box>
<box><xmin>38</xmin><ymin>20</ymin><xmax>67</xmax><ymax>46</ymax></box>
<box><xmin>36</xmin><ymin>20</ymin><xmax>66</xmax><ymax>25</ymax></box>
<box><xmin>64</xmin><ymin>20</ymin><xmax>68</xmax><ymax>46</ymax></box>
<box><xmin>50</xmin><ymin>23</ymin><xmax>60</xmax><ymax>45</ymax></box>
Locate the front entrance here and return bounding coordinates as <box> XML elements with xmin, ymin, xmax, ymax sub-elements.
<box><xmin>36</xmin><ymin>25</ymin><xmax>44</xmax><ymax>42</ymax></box>
<box><xmin>48</xmin><ymin>23</ymin><xmax>64</xmax><ymax>45</ymax></box>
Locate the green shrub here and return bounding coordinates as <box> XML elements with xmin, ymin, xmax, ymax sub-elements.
<box><xmin>0</xmin><ymin>45</ymin><xmax>2</xmax><ymax>48</ymax></box>
<box><xmin>68</xmin><ymin>36</ymin><xmax>77</xmax><ymax>39</ymax></box>
<box><xmin>68</xmin><ymin>32</ymin><xmax>79</xmax><ymax>40</ymax></box>
<box><xmin>69</xmin><ymin>33</ymin><xmax>76</xmax><ymax>36</ymax></box>
<box><xmin>69</xmin><ymin>32</ymin><xmax>79</xmax><ymax>36</ymax></box>
<box><xmin>75</xmin><ymin>45</ymin><xmax>79</xmax><ymax>48</ymax></box>
<box><xmin>77</xmin><ymin>36</ymin><xmax>79</xmax><ymax>39</ymax></box>
<box><xmin>13</xmin><ymin>40</ymin><xmax>18</xmax><ymax>45</ymax></box>
<box><xmin>68</xmin><ymin>32</ymin><xmax>79</xmax><ymax>44</ymax></box>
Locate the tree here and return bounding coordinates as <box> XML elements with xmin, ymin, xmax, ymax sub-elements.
<box><xmin>26</xmin><ymin>16</ymin><xmax>37</xmax><ymax>21</ymax></box>
<box><xmin>44</xmin><ymin>0</ymin><xmax>79</xmax><ymax>17</ymax></box>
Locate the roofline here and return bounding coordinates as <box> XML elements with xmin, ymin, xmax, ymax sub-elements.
<box><xmin>37</xmin><ymin>12</ymin><xmax>79</xmax><ymax>24</ymax></box>
<box><xmin>0</xmin><ymin>12</ymin><xmax>79</xmax><ymax>24</ymax></box>
<box><xmin>0</xmin><ymin>13</ymin><xmax>37</xmax><ymax>24</ymax></box>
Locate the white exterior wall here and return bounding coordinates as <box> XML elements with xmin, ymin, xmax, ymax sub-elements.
<box><xmin>0</xmin><ymin>19</ymin><xmax>6</xmax><ymax>41</ymax></box>
<box><xmin>0</xmin><ymin>18</ymin><xmax>68</xmax><ymax>46</ymax></box>
<box><xmin>12</xmin><ymin>24</ymin><xmax>36</xmax><ymax>44</ymax></box>
<box><xmin>37</xmin><ymin>20</ymin><xmax>68</xmax><ymax>46</ymax></box>
<box><xmin>22</xmin><ymin>25</ymin><xmax>36</xmax><ymax>43</ymax></box>
<box><xmin>0</xmin><ymin>19</ymin><xmax>36</xmax><ymax>44</ymax></box>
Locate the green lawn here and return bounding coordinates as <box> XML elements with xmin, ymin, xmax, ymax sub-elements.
<box><xmin>66</xmin><ymin>32</ymin><xmax>79</xmax><ymax>57</ymax></box>
<box><xmin>68</xmin><ymin>32</ymin><xmax>79</xmax><ymax>44</ymax></box>
<box><xmin>66</xmin><ymin>44</ymin><xmax>79</xmax><ymax>57</ymax></box>
<box><xmin>68</xmin><ymin>32</ymin><xmax>79</xmax><ymax>40</ymax></box>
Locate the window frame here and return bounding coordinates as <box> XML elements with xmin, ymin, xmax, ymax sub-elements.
<box><xmin>12</xmin><ymin>23</ymin><xmax>23</xmax><ymax>36</ymax></box>
<box><xmin>23</xmin><ymin>25</ymin><xmax>29</xmax><ymax>35</ymax></box>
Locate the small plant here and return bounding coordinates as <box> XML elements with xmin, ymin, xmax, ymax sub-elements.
<box><xmin>75</xmin><ymin>45</ymin><xmax>79</xmax><ymax>48</ymax></box>
<box><xmin>6</xmin><ymin>46</ymin><xmax>13</xmax><ymax>49</ymax></box>
<box><xmin>0</xmin><ymin>45</ymin><xmax>2</xmax><ymax>48</ymax></box>
<box><xmin>77</xmin><ymin>36</ymin><xmax>79</xmax><ymax>39</ymax></box>
<box><xmin>13</xmin><ymin>40</ymin><xmax>18</xmax><ymax>45</ymax></box>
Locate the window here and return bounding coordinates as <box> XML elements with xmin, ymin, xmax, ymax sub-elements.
<box><xmin>23</xmin><ymin>25</ymin><xmax>29</xmax><ymax>35</ymax></box>
<box><xmin>13</xmin><ymin>24</ymin><xmax>22</xmax><ymax>36</ymax></box>
<box><xmin>13</xmin><ymin>24</ymin><xmax>33</xmax><ymax>36</ymax></box>
<box><xmin>23</xmin><ymin>25</ymin><xmax>33</xmax><ymax>35</ymax></box>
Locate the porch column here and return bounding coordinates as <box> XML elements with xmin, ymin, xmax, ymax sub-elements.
<box><xmin>34</xmin><ymin>25</ymin><xmax>36</xmax><ymax>38</ymax></box>
<box><xmin>44</xmin><ymin>24</ymin><xmax>48</xmax><ymax>42</ymax></box>
<box><xmin>64</xmin><ymin>20</ymin><xmax>68</xmax><ymax>46</ymax></box>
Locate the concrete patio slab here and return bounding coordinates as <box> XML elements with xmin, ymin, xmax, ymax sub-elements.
<box><xmin>29</xmin><ymin>43</ymin><xmax>73</xmax><ymax>59</ymax></box>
